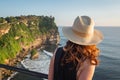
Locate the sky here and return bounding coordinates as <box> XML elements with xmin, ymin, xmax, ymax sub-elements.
<box><xmin>0</xmin><ymin>0</ymin><xmax>120</xmax><ymax>26</ymax></box>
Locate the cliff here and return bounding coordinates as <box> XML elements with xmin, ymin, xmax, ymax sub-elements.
<box><xmin>0</xmin><ymin>15</ymin><xmax>60</xmax><ymax>79</ymax></box>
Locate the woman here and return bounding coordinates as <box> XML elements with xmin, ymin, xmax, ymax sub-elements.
<box><xmin>48</xmin><ymin>16</ymin><xmax>103</xmax><ymax>80</ymax></box>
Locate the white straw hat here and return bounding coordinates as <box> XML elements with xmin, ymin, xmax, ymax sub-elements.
<box><xmin>62</xmin><ymin>16</ymin><xmax>103</xmax><ymax>45</ymax></box>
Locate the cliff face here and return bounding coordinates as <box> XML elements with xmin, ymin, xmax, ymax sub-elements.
<box><xmin>0</xmin><ymin>15</ymin><xmax>60</xmax><ymax>79</ymax></box>
<box><xmin>0</xmin><ymin>15</ymin><xmax>59</xmax><ymax>63</ymax></box>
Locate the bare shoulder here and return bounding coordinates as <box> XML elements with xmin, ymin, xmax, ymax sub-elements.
<box><xmin>77</xmin><ymin>59</ymin><xmax>96</xmax><ymax>80</ymax></box>
<box><xmin>83</xmin><ymin>59</ymin><xmax>96</xmax><ymax>68</ymax></box>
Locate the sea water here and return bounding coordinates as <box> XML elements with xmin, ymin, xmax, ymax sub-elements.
<box><xmin>12</xmin><ymin>27</ymin><xmax>120</xmax><ymax>80</ymax></box>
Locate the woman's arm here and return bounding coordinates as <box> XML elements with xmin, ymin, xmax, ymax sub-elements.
<box><xmin>48</xmin><ymin>48</ymin><xmax>57</xmax><ymax>80</ymax></box>
<box><xmin>48</xmin><ymin>55</ymin><xmax>54</xmax><ymax>80</ymax></box>
<box><xmin>77</xmin><ymin>59</ymin><xmax>96</xmax><ymax>80</ymax></box>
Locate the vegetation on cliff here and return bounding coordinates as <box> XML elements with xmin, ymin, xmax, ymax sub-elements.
<box><xmin>0</xmin><ymin>15</ymin><xmax>58</xmax><ymax>64</ymax></box>
<box><xmin>30</xmin><ymin>49</ymin><xmax>39</xmax><ymax>59</ymax></box>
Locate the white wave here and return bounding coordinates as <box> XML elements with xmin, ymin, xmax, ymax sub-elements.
<box><xmin>43</xmin><ymin>50</ymin><xmax>53</xmax><ymax>57</ymax></box>
<box><xmin>21</xmin><ymin>51</ymin><xmax>51</xmax><ymax>74</ymax></box>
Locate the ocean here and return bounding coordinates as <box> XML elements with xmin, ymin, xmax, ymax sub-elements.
<box><xmin>12</xmin><ymin>27</ymin><xmax>120</xmax><ymax>80</ymax></box>
<box><xmin>59</xmin><ymin>26</ymin><xmax>120</xmax><ymax>80</ymax></box>
<box><xmin>92</xmin><ymin>27</ymin><xmax>120</xmax><ymax>80</ymax></box>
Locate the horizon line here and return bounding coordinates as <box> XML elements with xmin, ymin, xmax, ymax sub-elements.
<box><xmin>57</xmin><ymin>25</ymin><xmax>120</xmax><ymax>27</ymax></box>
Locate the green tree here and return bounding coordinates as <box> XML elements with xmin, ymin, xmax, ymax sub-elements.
<box><xmin>0</xmin><ymin>17</ymin><xmax>6</xmax><ymax>23</ymax></box>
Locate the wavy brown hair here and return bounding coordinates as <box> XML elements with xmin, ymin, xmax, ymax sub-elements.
<box><xmin>61</xmin><ymin>40</ymin><xmax>100</xmax><ymax>66</ymax></box>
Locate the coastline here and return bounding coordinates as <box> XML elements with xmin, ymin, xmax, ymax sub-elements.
<box><xmin>9</xmin><ymin>48</ymin><xmax>54</xmax><ymax>80</ymax></box>
<box><xmin>0</xmin><ymin>15</ymin><xmax>60</xmax><ymax>80</ymax></box>
<box><xmin>0</xmin><ymin>32</ymin><xmax>59</xmax><ymax>80</ymax></box>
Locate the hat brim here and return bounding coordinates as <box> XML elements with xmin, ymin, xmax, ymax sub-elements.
<box><xmin>62</xmin><ymin>27</ymin><xmax>103</xmax><ymax>45</ymax></box>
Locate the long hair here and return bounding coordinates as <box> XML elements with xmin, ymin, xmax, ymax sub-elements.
<box><xmin>61</xmin><ymin>40</ymin><xmax>100</xmax><ymax>67</ymax></box>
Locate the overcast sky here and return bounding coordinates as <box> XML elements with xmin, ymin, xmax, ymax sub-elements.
<box><xmin>0</xmin><ymin>0</ymin><xmax>120</xmax><ymax>26</ymax></box>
